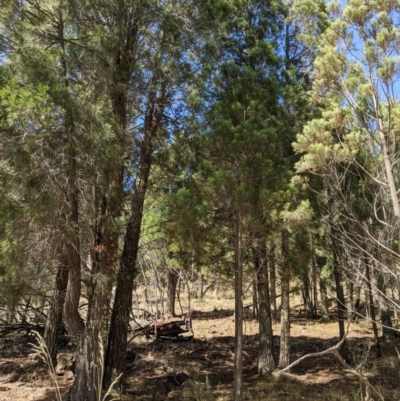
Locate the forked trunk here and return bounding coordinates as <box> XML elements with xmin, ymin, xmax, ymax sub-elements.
<box><xmin>104</xmin><ymin>80</ymin><xmax>166</xmax><ymax>391</ymax></box>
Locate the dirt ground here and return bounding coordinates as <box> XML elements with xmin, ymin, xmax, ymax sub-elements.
<box><xmin>1</xmin><ymin>294</ymin><xmax>400</xmax><ymax>401</ymax></box>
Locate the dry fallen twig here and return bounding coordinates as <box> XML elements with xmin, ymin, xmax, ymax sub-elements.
<box><xmin>274</xmin><ymin>325</ymin><xmax>384</xmax><ymax>401</ymax></box>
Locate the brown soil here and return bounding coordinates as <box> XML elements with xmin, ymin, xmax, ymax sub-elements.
<box><xmin>1</xmin><ymin>297</ymin><xmax>399</xmax><ymax>401</ymax></box>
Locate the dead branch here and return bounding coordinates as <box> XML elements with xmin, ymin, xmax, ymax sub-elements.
<box><xmin>274</xmin><ymin>331</ymin><xmax>348</xmax><ymax>377</ymax></box>
<box><xmin>274</xmin><ymin>328</ymin><xmax>384</xmax><ymax>401</ymax></box>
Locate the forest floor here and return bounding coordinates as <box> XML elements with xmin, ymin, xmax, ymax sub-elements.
<box><xmin>1</xmin><ymin>293</ymin><xmax>400</xmax><ymax>401</ymax></box>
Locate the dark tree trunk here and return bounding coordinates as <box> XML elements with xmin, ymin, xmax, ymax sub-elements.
<box><xmin>104</xmin><ymin>79</ymin><xmax>166</xmax><ymax>391</ymax></box>
<box><xmin>42</xmin><ymin>261</ymin><xmax>69</xmax><ymax>367</ymax></box>
<box><xmin>268</xmin><ymin>241</ymin><xmax>277</xmax><ymax>322</ymax></box>
<box><xmin>279</xmin><ymin>229</ymin><xmax>290</xmax><ymax>368</ymax></box>
<box><xmin>256</xmin><ymin>237</ymin><xmax>275</xmax><ymax>375</ymax></box>
<box><xmin>352</xmin><ymin>275</ymin><xmax>362</xmax><ymax>321</ymax></box>
<box><xmin>252</xmin><ymin>276</ymin><xmax>259</xmax><ymax>319</ymax></box>
<box><xmin>233</xmin><ymin>207</ymin><xmax>243</xmax><ymax>401</ymax></box>
<box><xmin>167</xmin><ymin>269</ymin><xmax>178</xmax><ymax>317</ymax></box>
<box><xmin>302</xmin><ymin>273</ymin><xmax>313</xmax><ymax>319</ymax></box>
<box><xmin>346</xmin><ymin>280</ymin><xmax>353</xmax><ymax>321</ymax></box>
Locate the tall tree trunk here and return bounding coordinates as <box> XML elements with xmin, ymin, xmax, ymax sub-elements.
<box><xmin>302</xmin><ymin>272</ymin><xmax>313</xmax><ymax>319</ymax></box>
<box><xmin>166</xmin><ymin>269</ymin><xmax>178</xmax><ymax>317</ymax></box>
<box><xmin>268</xmin><ymin>241</ymin><xmax>277</xmax><ymax>322</ymax></box>
<box><xmin>104</xmin><ymin>79</ymin><xmax>166</xmax><ymax>391</ymax></box>
<box><xmin>362</xmin><ymin>247</ymin><xmax>381</xmax><ymax>357</ymax></box>
<box><xmin>42</xmin><ymin>260</ymin><xmax>69</xmax><ymax>366</ymax></box>
<box><xmin>319</xmin><ymin>267</ymin><xmax>330</xmax><ymax>322</ymax></box>
<box><xmin>327</xmin><ymin>191</ymin><xmax>345</xmax><ymax>339</ymax></box>
<box><xmin>252</xmin><ymin>276</ymin><xmax>259</xmax><ymax>319</ymax></box>
<box><xmin>233</xmin><ymin>207</ymin><xmax>243</xmax><ymax>401</ymax></box>
<box><xmin>63</xmin><ymin>158</ymin><xmax>87</xmax><ymax>400</ymax></box>
<box><xmin>279</xmin><ymin>229</ymin><xmax>290</xmax><ymax>368</ymax></box>
<box><xmin>68</xmin><ymin>28</ymin><xmax>128</xmax><ymax>399</ymax></box>
<box><xmin>311</xmin><ymin>252</ymin><xmax>318</xmax><ymax>318</ymax></box>
<box><xmin>256</xmin><ymin>237</ymin><xmax>275</xmax><ymax>375</ymax></box>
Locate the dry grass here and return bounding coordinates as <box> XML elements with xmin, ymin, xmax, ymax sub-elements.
<box><xmin>1</xmin><ymin>290</ymin><xmax>400</xmax><ymax>401</ymax></box>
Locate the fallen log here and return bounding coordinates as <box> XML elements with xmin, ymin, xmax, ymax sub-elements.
<box><xmin>132</xmin><ymin>320</ymin><xmax>192</xmax><ymax>340</ymax></box>
<box><xmin>0</xmin><ymin>322</ymin><xmax>45</xmax><ymax>338</ymax></box>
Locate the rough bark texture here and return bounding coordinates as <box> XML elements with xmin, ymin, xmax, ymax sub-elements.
<box><xmin>68</xmin><ymin>18</ymin><xmax>130</xmax><ymax>397</ymax></box>
<box><xmin>167</xmin><ymin>270</ymin><xmax>178</xmax><ymax>317</ymax></box>
<box><xmin>104</xmin><ymin>79</ymin><xmax>166</xmax><ymax>391</ymax></box>
<box><xmin>233</xmin><ymin>208</ymin><xmax>243</xmax><ymax>401</ymax></box>
<box><xmin>327</xmin><ymin>192</ymin><xmax>345</xmax><ymax>339</ymax></box>
<box><xmin>256</xmin><ymin>237</ymin><xmax>275</xmax><ymax>375</ymax></box>
<box><xmin>252</xmin><ymin>277</ymin><xmax>259</xmax><ymax>319</ymax></box>
<box><xmin>42</xmin><ymin>261</ymin><xmax>69</xmax><ymax>366</ymax></box>
<box><xmin>268</xmin><ymin>242</ymin><xmax>277</xmax><ymax>322</ymax></box>
<box><xmin>302</xmin><ymin>273</ymin><xmax>313</xmax><ymax>319</ymax></box>
<box><xmin>279</xmin><ymin>229</ymin><xmax>290</xmax><ymax>368</ymax></box>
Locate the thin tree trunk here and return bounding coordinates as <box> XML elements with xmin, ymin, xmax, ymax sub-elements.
<box><xmin>256</xmin><ymin>237</ymin><xmax>275</xmax><ymax>375</ymax></box>
<box><xmin>268</xmin><ymin>241</ymin><xmax>277</xmax><ymax>322</ymax></box>
<box><xmin>167</xmin><ymin>269</ymin><xmax>178</xmax><ymax>317</ymax></box>
<box><xmin>327</xmin><ymin>191</ymin><xmax>345</xmax><ymax>339</ymax></box>
<box><xmin>311</xmin><ymin>253</ymin><xmax>318</xmax><ymax>318</ymax></box>
<box><xmin>279</xmin><ymin>229</ymin><xmax>290</xmax><ymax>368</ymax></box>
<box><xmin>302</xmin><ymin>272</ymin><xmax>313</xmax><ymax>319</ymax></box>
<box><xmin>365</xmin><ymin>287</ymin><xmax>371</xmax><ymax>319</ymax></box>
<box><xmin>233</xmin><ymin>207</ymin><xmax>243</xmax><ymax>401</ymax></box>
<box><xmin>346</xmin><ymin>280</ymin><xmax>353</xmax><ymax>321</ymax></box>
<box><xmin>319</xmin><ymin>268</ymin><xmax>330</xmax><ymax>322</ymax></box>
<box><xmin>104</xmin><ymin>79</ymin><xmax>166</xmax><ymax>391</ymax></box>
<box><xmin>252</xmin><ymin>276</ymin><xmax>259</xmax><ymax>319</ymax></box>
<box><xmin>363</xmin><ymin>247</ymin><xmax>381</xmax><ymax>357</ymax></box>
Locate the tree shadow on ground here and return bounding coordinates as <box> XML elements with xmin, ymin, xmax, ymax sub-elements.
<box><xmin>125</xmin><ymin>332</ymin><xmax>400</xmax><ymax>401</ymax></box>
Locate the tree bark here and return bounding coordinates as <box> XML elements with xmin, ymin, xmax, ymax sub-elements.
<box><xmin>166</xmin><ymin>269</ymin><xmax>178</xmax><ymax>317</ymax></box>
<box><xmin>42</xmin><ymin>261</ymin><xmax>69</xmax><ymax>367</ymax></box>
<box><xmin>252</xmin><ymin>276</ymin><xmax>259</xmax><ymax>319</ymax></box>
<box><xmin>279</xmin><ymin>229</ymin><xmax>290</xmax><ymax>368</ymax></box>
<box><xmin>363</xmin><ymin>247</ymin><xmax>381</xmax><ymax>357</ymax></box>
<box><xmin>104</xmin><ymin>79</ymin><xmax>166</xmax><ymax>391</ymax></box>
<box><xmin>319</xmin><ymin>268</ymin><xmax>330</xmax><ymax>322</ymax></box>
<box><xmin>256</xmin><ymin>237</ymin><xmax>275</xmax><ymax>375</ymax></box>
<box><xmin>233</xmin><ymin>207</ymin><xmax>243</xmax><ymax>401</ymax></box>
<box><xmin>302</xmin><ymin>272</ymin><xmax>313</xmax><ymax>319</ymax></box>
<box><xmin>268</xmin><ymin>241</ymin><xmax>277</xmax><ymax>322</ymax></box>
<box><xmin>327</xmin><ymin>191</ymin><xmax>345</xmax><ymax>339</ymax></box>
